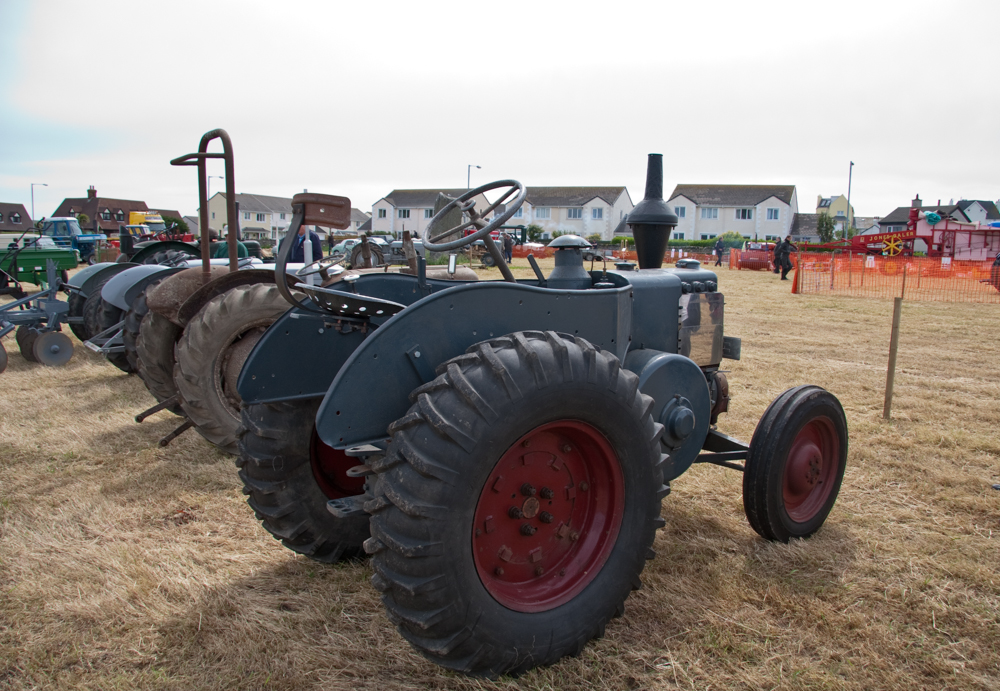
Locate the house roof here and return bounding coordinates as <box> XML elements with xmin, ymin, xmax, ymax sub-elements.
<box><xmin>53</xmin><ymin>193</ymin><xmax>151</xmax><ymax>232</ymax></box>
<box><xmin>0</xmin><ymin>203</ymin><xmax>31</xmax><ymax>232</ymax></box>
<box><xmin>523</xmin><ymin>187</ymin><xmax>627</xmax><ymax>207</ymax></box>
<box><xmin>351</xmin><ymin>208</ymin><xmax>371</xmax><ymax>223</ymax></box>
<box><xmin>379</xmin><ymin>189</ymin><xmax>472</xmax><ymax>208</ymax></box>
<box><xmin>358</xmin><ymin>217</ymin><xmax>372</xmax><ymax>232</ymax></box>
<box><xmin>669</xmin><ymin>184</ymin><xmax>796</xmax><ymax>207</ymax></box>
<box><xmin>183</xmin><ymin>215</ymin><xmax>200</xmax><ymax>234</ymax></box>
<box><xmin>956</xmin><ymin>199</ymin><xmax>1000</xmax><ymax>220</ymax></box>
<box><xmin>214</xmin><ymin>192</ymin><xmax>295</xmax><ymax>214</ymax></box>
<box><xmin>790</xmin><ymin>213</ymin><xmax>820</xmax><ymax>236</ymax></box>
<box><xmin>879</xmin><ymin>205</ymin><xmax>970</xmax><ymax>225</ymax></box>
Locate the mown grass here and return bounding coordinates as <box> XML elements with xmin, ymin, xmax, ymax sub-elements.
<box><xmin>0</xmin><ymin>259</ymin><xmax>997</xmax><ymax>690</ymax></box>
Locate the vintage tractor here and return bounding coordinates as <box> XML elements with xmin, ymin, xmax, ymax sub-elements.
<box><xmin>234</xmin><ymin>154</ymin><xmax>849</xmax><ymax>676</ymax></box>
<box><xmin>0</xmin><ymin>260</ymin><xmax>76</xmax><ymax>372</ymax></box>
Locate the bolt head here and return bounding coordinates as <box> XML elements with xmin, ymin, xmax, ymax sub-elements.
<box><xmin>539</xmin><ymin>511</ymin><xmax>554</xmax><ymax>524</ymax></box>
<box><xmin>495</xmin><ymin>567</ymin><xmax>504</xmax><ymax>576</ymax></box>
<box><xmin>562</xmin><ymin>444</ymin><xmax>572</xmax><ymax>453</ymax></box>
<box><xmin>579</xmin><ymin>482</ymin><xmax>589</xmax><ymax>491</ymax></box>
<box><xmin>520</xmin><ymin>524</ymin><xmax>537</xmax><ymax>536</ymax></box>
<box><xmin>520</xmin><ymin>483</ymin><xmax>537</xmax><ymax>497</ymax></box>
<box><xmin>540</xmin><ymin>487</ymin><xmax>554</xmax><ymax>499</ymax></box>
<box><xmin>534</xmin><ymin>566</ymin><xmax>544</xmax><ymax>577</ymax></box>
<box><xmin>508</xmin><ymin>506</ymin><xmax>523</xmax><ymax>519</ymax></box>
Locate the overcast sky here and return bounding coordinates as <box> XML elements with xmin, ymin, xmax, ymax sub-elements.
<box><xmin>2</xmin><ymin>0</ymin><xmax>998</xmax><ymax>222</ymax></box>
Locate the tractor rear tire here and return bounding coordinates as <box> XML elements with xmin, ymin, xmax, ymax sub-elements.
<box><xmin>349</xmin><ymin>244</ymin><xmax>384</xmax><ymax>269</ymax></box>
<box><xmin>238</xmin><ymin>398</ymin><xmax>369</xmax><ymax>563</ymax></box>
<box><xmin>174</xmin><ymin>283</ymin><xmax>288</xmax><ymax>454</ymax></box>
<box><xmin>481</xmin><ymin>251</ymin><xmax>496</xmax><ymax>267</ymax></box>
<box><xmin>0</xmin><ymin>342</ymin><xmax>6</xmax><ymax>373</ymax></box>
<box><xmin>96</xmin><ymin>299</ymin><xmax>133</xmax><ymax>373</ymax></box>
<box><xmin>136</xmin><ymin>311</ymin><xmax>183</xmax><ymax>415</ymax></box>
<box><xmin>82</xmin><ymin>278</ymin><xmax>112</xmax><ymax>342</ymax></box>
<box><xmin>743</xmin><ymin>385</ymin><xmax>848</xmax><ymax>543</ymax></box>
<box><xmin>122</xmin><ymin>292</ymin><xmax>148</xmax><ymax>373</ymax></box>
<box><xmin>15</xmin><ymin>326</ymin><xmax>39</xmax><ymax>363</ymax></box>
<box><xmin>67</xmin><ymin>292</ymin><xmax>89</xmax><ymax>341</ymax></box>
<box><xmin>367</xmin><ymin>331</ymin><xmax>668</xmax><ymax>676</ymax></box>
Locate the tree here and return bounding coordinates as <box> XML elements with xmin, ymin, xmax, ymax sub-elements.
<box><xmin>816</xmin><ymin>214</ymin><xmax>836</xmax><ymax>243</ymax></box>
<box><xmin>717</xmin><ymin>231</ymin><xmax>745</xmax><ymax>247</ymax></box>
<box><xmin>586</xmin><ymin>233</ymin><xmax>602</xmax><ymax>245</ymax></box>
<box><xmin>76</xmin><ymin>212</ymin><xmax>90</xmax><ymax>227</ymax></box>
<box><xmin>835</xmin><ymin>226</ymin><xmax>859</xmax><ymax>240</ymax></box>
<box><xmin>161</xmin><ymin>215</ymin><xmax>189</xmax><ymax>234</ymax></box>
<box><xmin>526</xmin><ymin>224</ymin><xmax>544</xmax><ymax>243</ymax></box>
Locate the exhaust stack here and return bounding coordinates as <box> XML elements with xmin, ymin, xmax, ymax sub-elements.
<box><xmin>627</xmin><ymin>153</ymin><xmax>678</xmax><ymax>269</ymax></box>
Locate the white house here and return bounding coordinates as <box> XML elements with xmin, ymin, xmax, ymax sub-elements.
<box><xmin>505</xmin><ymin>187</ymin><xmax>633</xmax><ymax>241</ymax></box>
<box><xmin>956</xmin><ymin>200</ymin><xmax>1000</xmax><ymax>224</ymax></box>
<box><xmin>667</xmin><ymin>184</ymin><xmax>798</xmax><ymax>241</ymax></box>
<box><xmin>372</xmin><ymin>189</ymin><xmax>491</xmax><ymax>237</ymax></box>
<box><xmin>205</xmin><ymin>192</ymin><xmax>367</xmax><ymax>243</ymax></box>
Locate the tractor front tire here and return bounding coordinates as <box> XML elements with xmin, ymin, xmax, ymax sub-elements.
<box><xmin>367</xmin><ymin>331</ymin><xmax>668</xmax><ymax>676</ymax></box>
<box><xmin>238</xmin><ymin>399</ymin><xmax>369</xmax><ymax>562</ymax></box>
<box><xmin>81</xmin><ymin>277</ymin><xmax>112</xmax><ymax>342</ymax></box>
<box><xmin>349</xmin><ymin>244</ymin><xmax>384</xmax><ymax>269</ymax></box>
<box><xmin>743</xmin><ymin>385</ymin><xmax>848</xmax><ymax>542</ymax></box>
<box><xmin>135</xmin><ymin>311</ymin><xmax>183</xmax><ymax>415</ymax></box>
<box><xmin>96</xmin><ymin>299</ymin><xmax>133</xmax><ymax>373</ymax></box>
<box><xmin>67</xmin><ymin>292</ymin><xmax>89</xmax><ymax>342</ymax></box>
<box><xmin>174</xmin><ymin>283</ymin><xmax>288</xmax><ymax>454</ymax></box>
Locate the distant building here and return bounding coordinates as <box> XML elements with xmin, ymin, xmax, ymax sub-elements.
<box><xmin>816</xmin><ymin>194</ymin><xmax>855</xmax><ymax>232</ymax></box>
<box><xmin>668</xmin><ymin>184</ymin><xmax>798</xmax><ymax>241</ymax></box>
<box><xmin>510</xmin><ymin>187</ymin><xmax>633</xmax><ymax>241</ymax></box>
<box><xmin>955</xmin><ymin>200</ymin><xmax>1000</xmax><ymax>223</ymax></box>
<box><xmin>183</xmin><ymin>215</ymin><xmax>200</xmax><ymax>236</ymax></box>
<box><xmin>789</xmin><ymin>213</ymin><xmax>820</xmax><ymax>242</ymax></box>
<box><xmin>206</xmin><ymin>192</ymin><xmax>367</xmax><ymax>242</ymax></box>
<box><xmin>51</xmin><ymin>186</ymin><xmax>180</xmax><ymax>234</ymax></box>
<box><xmin>0</xmin><ymin>203</ymin><xmax>31</xmax><ymax>232</ymax></box>
<box><xmin>372</xmin><ymin>189</ymin><xmax>491</xmax><ymax>237</ymax></box>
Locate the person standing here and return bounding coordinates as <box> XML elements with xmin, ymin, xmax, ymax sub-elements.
<box><xmin>713</xmin><ymin>237</ymin><xmax>724</xmax><ymax>267</ymax></box>
<box><xmin>289</xmin><ymin>224</ymin><xmax>323</xmax><ymax>263</ymax></box>
<box><xmin>502</xmin><ymin>231</ymin><xmax>514</xmax><ymax>264</ymax></box>
<box><xmin>776</xmin><ymin>235</ymin><xmax>797</xmax><ymax>280</ymax></box>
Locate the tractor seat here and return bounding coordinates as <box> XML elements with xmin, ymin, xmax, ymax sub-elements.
<box><xmin>295</xmin><ymin>283</ymin><xmax>406</xmax><ymax>319</ymax></box>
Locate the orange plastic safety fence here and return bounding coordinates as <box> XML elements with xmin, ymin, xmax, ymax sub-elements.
<box><xmin>794</xmin><ymin>252</ymin><xmax>1000</xmax><ymax>304</ymax></box>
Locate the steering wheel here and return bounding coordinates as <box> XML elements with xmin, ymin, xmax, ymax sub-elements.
<box><xmin>296</xmin><ymin>253</ymin><xmax>347</xmax><ymax>280</ymax></box>
<box><xmin>421</xmin><ymin>180</ymin><xmax>526</xmax><ymax>252</ymax></box>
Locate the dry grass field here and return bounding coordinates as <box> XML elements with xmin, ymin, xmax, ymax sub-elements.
<box><xmin>1</xmin><ymin>260</ymin><xmax>998</xmax><ymax>690</ymax></box>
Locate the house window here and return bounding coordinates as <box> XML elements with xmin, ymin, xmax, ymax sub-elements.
<box><xmin>592</xmin><ymin>208</ymin><xmax>603</xmax><ymax>220</ymax></box>
<box><xmin>101</xmin><ymin>209</ymin><xmax>111</xmax><ymax>221</ymax></box>
<box><xmin>567</xmin><ymin>208</ymin><xmax>582</xmax><ymax>219</ymax></box>
<box><xmin>700</xmin><ymin>208</ymin><xmax>718</xmax><ymax>219</ymax></box>
<box><xmin>398</xmin><ymin>209</ymin><xmax>410</xmax><ymax>219</ymax></box>
<box><xmin>280</xmin><ymin>213</ymin><xmax>286</xmax><ymax>220</ymax></box>
<box><xmin>0</xmin><ymin>213</ymin><xmax>3</xmax><ymax>223</ymax></box>
<box><xmin>424</xmin><ymin>209</ymin><xmax>433</xmax><ymax>219</ymax></box>
<box><xmin>701</xmin><ymin>234</ymin><xmax>710</xmax><ymax>240</ymax></box>
<box><xmin>10</xmin><ymin>213</ymin><xmax>20</xmax><ymax>224</ymax></box>
<box><xmin>735</xmin><ymin>208</ymin><xmax>753</xmax><ymax>220</ymax></box>
<box><xmin>115</xmin><ymin>211</ymin><xmax>124</xmax><ymax>222</ymax></box>
<box><xmin>212</xmin><ymin>212</ymin><xmax>216</xmax><ymax>220</ymax></box>
<box><xmin>512</xmin><ymin>208</ymin><xmax>522</xmax><ymax>218</ymax></box>
<box><xmin>836</xmin><ymin>210</ymin><xmax>845</xmax><ymax>217</ymax></box>
<box><xmin>256</xmin><ymin>213</ymin><xmax>266</xmax><ymax>222</ymax></box>
<box><xmin>535</xmin><ymin>207</ymin><xmax>550</xmax><ymax>219</ymax></box>
<box><xmin>243</xmin><ymin>212</ymin><xmax>251</xmax><ymax>220</ymax></box>
<box><xmin>378</xmin><ymin>209</ymin><xmax>386</xmax><ymax>219</ymax></box>
<box><xmin>675</xmin><ymin>206</ymin><xmax>686</xmax><ymax>218</ymax></box>
<box><xmin>674</xmin><ymin>232</ymin><xmax>684</xmax><ymax>239</ymax></box>
<box><xmin>767</xmin><ymin>208</ymin><xmax>779</xmax><ymax>221</ymax></box>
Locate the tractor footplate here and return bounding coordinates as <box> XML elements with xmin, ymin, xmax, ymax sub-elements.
<box><xmin>294</xmin><ymin>283</ymin><xmax>405</xmax><ymax>319</ymax></box>
<box><xmin>326</xmin><ymin>496</ymin><xmax>367</xmax><ymax>519</ymax></box>
<box><xmin>345</xmin><ymin>443</ymin><xmax>385</xmax><ymax>457</ymax></box>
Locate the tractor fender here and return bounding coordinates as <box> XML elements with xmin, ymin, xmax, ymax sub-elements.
<box><xmin>73</xmin><ymin>262</ymin><xmax>140</xmax><ymax>299</ymax></box>
<box><xmin>145</xmin><ymin>266</ymin><xmax>231</xmax><ymax>325</ymax></box>
<box><xmin>129</xmin><ymin>240</ymin><xmax>201</xmax><ymax>265</ymax></box>
<box><xmin>622</xmin><ymin>349</ymin><xmax>711</xmax><ymax>481</ymax></box>
<box><xmin>100</xmin><ymin>265</ymin><xmax>185</xmax><ymax>311</ymax></box>
<box><xmin>175</xmin><ymin>268</ymin><xmax>281</xmax><ymax>327</ymax></box>
<box><xmin>314</xmin><ymin>281</ymin><xmax>634</xmax><ymax>449</ymax></box>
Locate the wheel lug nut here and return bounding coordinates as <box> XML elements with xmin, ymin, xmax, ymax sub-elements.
<box><xmin>520</xmin><ymin>524</ymin><xmax>537</xmax><ymax>536</ymax></box>
<box><xmin>534</xmin><ymin>566</ymin><xmax>544</xmax><ymax>577</ymax></box>
<box><xmin>508</xmin><ymin>506</ymin><xmax>523</xmax><ymax>519</ymax></box>
<box><xmin>569</xmin><ymin>530</ymin><xmax>579</xmax><ymax>541</ymax></box>
<box><xmin>495</xmin><ymin>567</ymin><xmax>504</xmax><ymax>576</ymax></box>
<box><xmin>539</xmin><ymin>512</ymin><xmax>554</xmax><ymax>523</ymax></box>
<box><xmin>540</xmin><ymin>487</ymin><xmax>554</xmax><ymax>499</ymax></box>
<box><xmin>522</xmin><ymin>440</ymin><xmax>531</xmax><ymax>447</ymax></box>
<box><xmin>520</xmin><ymin>483</ymin><xmax>537</xmax><ymax>497</ymax></box>
<box><xmin>579</xmin><ymin>482</ymin><xmax>589</xmax><ymax>491</ymax></box>
<box><xmin>562</xmin><ymin>444</ymin><xmax>572</xmax><ymax>453</ymax></box>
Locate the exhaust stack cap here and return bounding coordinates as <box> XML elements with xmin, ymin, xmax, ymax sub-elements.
<box><xmin>627</xmin><ymin>153</ymin><xmax>678</xmax><ymax>269</ymax></box>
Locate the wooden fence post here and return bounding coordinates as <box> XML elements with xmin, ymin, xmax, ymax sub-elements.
<box><xmin>883</xmin><ymin>297</ymin><xmax>904</xmax><ymax>420</ymax></box>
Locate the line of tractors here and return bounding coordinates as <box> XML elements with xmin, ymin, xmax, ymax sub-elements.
<box><xmin>0</xmin><ymin>132</ymin><xmax>849</xmax><ymax>678</ymax></box>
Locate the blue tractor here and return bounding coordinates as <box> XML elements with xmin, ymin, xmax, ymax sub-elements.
<box><xmin>233</xmin><ymin>154</ymin><xmax>850</xmax><ymax>676</ymax></box>
<box><xmin>38</xmin><ymin>217</ymin><xmax>106</xmax><ymax>264</ymax></box>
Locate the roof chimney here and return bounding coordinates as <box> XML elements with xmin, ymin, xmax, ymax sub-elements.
<box><xmin>87</xmin><ymin>185</ymin><xmax>97</xmax><ymax>200</ymax></box>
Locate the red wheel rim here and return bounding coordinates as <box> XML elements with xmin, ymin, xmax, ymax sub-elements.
<box><xmin>472</xmin><ymin>420</ymin><xmax>625</xmax><ymax>613</ymax></box>
<box><xmin>782</xmin><ymin>417</ymin><xmax>839</xmax><ymax>523</ymax></box>
<box><xmin>310</xmin><ymin>430</ymin><xmax>365</xmax><ymax>500</ymax></box>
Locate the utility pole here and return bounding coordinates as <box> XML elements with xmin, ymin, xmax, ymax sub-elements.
<box><xmin>846</xmin><ymin>161</ymin><xmax>854</xmax><ymax>238</ymax></box>
<box><xmin>467</xmin><ymin>164</ymin><xmax>480</xmax><ymax>190</ymax></box>
<box><xmin>31</xmin><ymin>183</ymin><xmax>48</xmax><ymax>223</ymax></box>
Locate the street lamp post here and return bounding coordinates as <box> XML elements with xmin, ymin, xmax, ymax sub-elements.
<box><xmin>467</xmin><ymin>164</ymin><xmax>480</xmax><ymax>190</ymax></box>
<box><xmin>31</xmin><ymin>183</ymin><xmax>48</xmax><ymax>223</ymax></box>
<box><xmin>846</xmin><ymin>161</ymin><xmax>854</xmax><ymax>238</ymax></box>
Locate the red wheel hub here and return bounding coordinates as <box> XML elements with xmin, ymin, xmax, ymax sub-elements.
<box><xmin>472</xmin><ymin>420</ymin><xmax>625</xmax><ymax>613</ymax></box>
<box><xmin>310</xmin><ymin>430</ymin><xmax>365</xmax><ymax>499</ymax></box>
<box><xmin>782</xmin><ymin>417</ymin><xmax>839</xmax><ymax>523</ymax></box>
